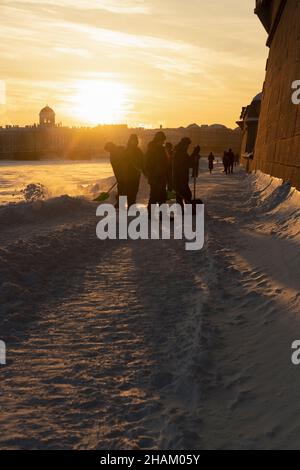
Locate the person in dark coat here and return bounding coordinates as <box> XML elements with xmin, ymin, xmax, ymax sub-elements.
<box><xmin>173</xmin><ymin>137</ymin><xmax>192</xmax><ymax>209</ymax></box>
<box><xmin>228</xmin><ymin>148</ymin><xmax>235</xmax><ymax>174</ymax></box>
<box><xmin>105</xmin><ymin>142</ymin><xmax>126</xmax><ymax>207</ymax></box>
<box><xmin>191</xmin><ymin>145</ymin><xmax>201</xmax><ymax>178</ymax></box>
<box><xmin>165</xmin><ymin>142</ymin><xmax>174</xmax><ymax>191</ymax></box>
<box><xmin>145</xmin><ymin>131</ymin><xmax>169</xmax><ymax>212</ymax></box>
<box><xmin>223</xmin><ymin>151</ymin><xmax>230</xmax><ymax>175</ymax></box>
<box><xmin>125</xmin><ymin>134</ymin><xmax>143</xmax><ymax>207</ymax></box>
<box><xmin>234</xmin><ymin>153</ymin><xmax>240</xmax><ymax>167</ymax></box>
<box><xmin>208</xmin><ymin>152</ymin><xmax>215</xmax><ymax>174</ymax></box>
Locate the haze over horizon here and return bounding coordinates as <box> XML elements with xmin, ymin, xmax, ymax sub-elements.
<box><xmin>0</xmin><ymin>0</ymin><xmax>268</xmax><ymax>129</ymax></box>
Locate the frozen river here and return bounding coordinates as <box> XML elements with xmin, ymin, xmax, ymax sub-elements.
<box><xmin>0</xmin><ymin>159</ymin><xmax>113</xmax><ymax>204</ymax></box>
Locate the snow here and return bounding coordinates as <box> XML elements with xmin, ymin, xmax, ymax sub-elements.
<box><xmin>0</xmin><ymin>160</ymin><xmax>113</xmax><ymax>205</ymax></box>
<box><xmin>0</xmin><ymin>162</ymin><xmax>300</xmax><ymax>449</ymax></box>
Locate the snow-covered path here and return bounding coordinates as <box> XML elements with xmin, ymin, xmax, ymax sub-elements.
<box><xmin>1</xmin><ymin>163</ymin><xmax>300</xmax><ymax>450</ymax></box>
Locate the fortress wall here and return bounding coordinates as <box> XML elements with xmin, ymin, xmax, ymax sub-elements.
<box><xmin>254</xmin><ymin>0</ymin><xmax>300</xmax><ymax>188</ymax></box>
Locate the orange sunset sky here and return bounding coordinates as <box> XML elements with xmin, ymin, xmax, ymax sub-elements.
<box><xmin>0</xmin><ymin>0</ymin><xmax>268</xmax><ymax>129</ymax></box>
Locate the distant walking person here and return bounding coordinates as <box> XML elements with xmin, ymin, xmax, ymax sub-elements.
<box><xmin>228</xmin><ymin>148</ymin><xmax>235</xmax><ymax>174</ymax></box>
<box><xmin>223</xmin><ymin>151</ymin><xmax>230</xmax><ymax>175</ymax></box>
<box><xmin>191</xmin><ymin>145</ymin><xmax>201</xmax><ymax>178</ymax></box>
<box><xmin>145</xmin><ymin>131</ymin><xmax>169</xmax><ymax>213</ymax></box>
<box><xmin>234</xmin><ymin>153</ymin><xmax>240</xmax><ymax>167</ymax></box>
<box><xmin>173</xmin><ymin>137</ymin><xmax>192</xmax><ymax>209</ymax></box>
<box><xmin>125</xmin><ymin>134</ymin><xmax>143</xmax><ymax>207</ymax></box>
<box><xmin>105</xmin><ymin>142</ymin><xmax>126</xmax><ymax>207</ymax></box>
<box><xmin>208</xmin><ymin>152</ymin><xmax>215</xmax><ymax>174</ymax></box>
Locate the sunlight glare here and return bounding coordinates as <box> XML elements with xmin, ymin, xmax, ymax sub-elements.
<box><xmin>72</xmin><ymin>80</ymin><xmax>129</xmax><ymax>125</ymax></box>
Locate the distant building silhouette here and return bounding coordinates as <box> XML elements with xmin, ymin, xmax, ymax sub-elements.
<box><xmin>0</xmin><ymin>107</ymin><xmax>242</xmax><ymax>160</ymax></box>
<box><xmin>148</xmin><ymin>124</ymin><xmax>242</xmax><ymax>158</ymax></box>
<box><xmin>0</xmin><ymin>107</ymin><xmax>130</xmax><ymax>160</ymax></box>
<box><xmin>39</xmin><ymin>106</ymin><xmax>55</xmax><ymax>127</ymax></box>
<box><xmin>237</xmin><ymin>92</ymin><xmax>262</xmax><ymax>171</ymax></box>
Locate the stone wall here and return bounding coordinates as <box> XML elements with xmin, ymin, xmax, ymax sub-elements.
<box><xmin>254</xmin><ymin>0</ymin><xmax>300</xmax><ymax>189</ymax></box>
<box><xmin>237</xmin><ymin>94</ymin><xmax>262</xmax><ymax>168</ymax></box>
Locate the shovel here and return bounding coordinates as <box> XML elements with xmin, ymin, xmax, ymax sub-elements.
<box><xmin>191</xmin><ymin>176</ymin><xmax>203</xmax><ymax>213</ymax></box>
<box><xmin>167</xmin><ymin>190</ymin><xmax>176</xmax><ymax>201</ymax></box>
<box><xmin>93</xmin><ymin>181</ymin><xmax>117</xmax><ymax>202</ymax></box>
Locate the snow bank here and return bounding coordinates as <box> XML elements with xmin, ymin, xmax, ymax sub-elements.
<box><xmin>0</xmin><ymin>215</ymin><xmax>101</xmax><ymax>330</ymax></box>
<box><xmin>80</xmin><ymin>176</ymin><xmax>116</xmax><ymax>198</ymax></box>
<box><xmin>249</xmin><ymin>171</ymin><xmax>300</xmax><ymax>241</ymax></box>
<box><xmin>0</xmin><ymin>175</ymin><xmax>117</xmax><ymax>229</ymax></box>
<box><xmin>0</xmin><ymin>195</ymin><xmax>91</xmax><ymax>228</ymax></box>
<box><xmin>0</xmin><ymin>173</ymin><xmax>121</xmax><ymax>329</ymax></box>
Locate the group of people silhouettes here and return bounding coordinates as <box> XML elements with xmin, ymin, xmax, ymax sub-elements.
<box><xmin>105</xmin><ymin>131</ymin><xmax>202</xmax><ymax>212</ymax></box>
<box><xmin>222</xmin><ymin>149</ymin><xmax>238</xmax><ymax>175</ymax></box>
<box><xmin>105</xmin><ymin>132</ymin><xmax>238</xmax><ymax>212</ymax></box>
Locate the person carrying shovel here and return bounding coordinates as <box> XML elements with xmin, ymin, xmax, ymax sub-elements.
<box><xmin>125</xmin><ymin>134</ymin><xmax>143</xmax><ymax>207</ymax></box>
<box><xmin>191</xmin><ymin>145</ymin><xmax>202</xmax><ymax>209</ymax></box>
<box><xmin>173</xmin><ymin>141</ymin><xmax>202</xmax><ymax>211</ymax></box>
<box><xmin>99</xmin><ymin>142</ymin><xmax>127</xmax><ymax>207</ymax></box>
<box><xmin>173</xmin><ymin>138</ymin><xmax>193</xmax><ymax>210</ymax></box>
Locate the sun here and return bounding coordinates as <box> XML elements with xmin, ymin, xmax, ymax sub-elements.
<box><xmin>72</xmin><ymin>80</ymin><xmax>129</xmax><ymax>125</ymax></box>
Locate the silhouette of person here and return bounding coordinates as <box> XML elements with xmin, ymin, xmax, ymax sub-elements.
<box><xmin>191</xmin><ymin>145</ymin><xmax>201</xmax><ymax>178</ymax></box>
<box><xmin>125</xmin><ymin>134</ymin><xmax>143</xmax><ymax>207</ymax></box>
<box><xmin>165</xmin><ymin>142</ymin><xmax>174</xmax><ymax>192</ymax></box>
<box><xmin>145</xmin><ymin>131</ymin><xmax>169</xmax><ymax>214</ymax></box>
<box><xmin>223</xmin><ymin>151</ymin><xmax>230</xmax><ymax>175</ymax></box>
<box><xmin>105</xmin><ymin>142</ymin><xmax>126</xmax><ymax>207</ymax></box>
<box><xmin>173</xmin><ymin>137</ymin><xmax>192</xmax><ymax>209</ymax></box>
<box><xmin>234</xmin><ymin>153</ymin><xmax>240</xmax><ymax>167</ymax></box>
<box><xmin>228</xmin><ymin>148</ymin><xmax>235</xmax><ymax>174</ymax></box>
<box><xmin>208</xmin><ymin>152</ymin><xmax>215</xmax><ymax>174</ymax></box>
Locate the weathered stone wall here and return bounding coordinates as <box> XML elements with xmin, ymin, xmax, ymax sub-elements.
<box><xmin>239</xmin><ymin>97</ymin><xmax>261</xmax><ymax>149</ymax></box>
<box><xmin>254</xmin><ymin>0</ymin><xmax>300</xmax><ymax>188</ymax></box>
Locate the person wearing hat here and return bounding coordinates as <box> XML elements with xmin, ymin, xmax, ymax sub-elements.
<box><xmin>104</xmin><ymin>142</ymin><xmax>126</xmax><ymax>208</ymax></box>
<box><xmin>125</xmin><ymin>134</ymin><xmax>143</xmax><ymax>207</ymax></box>
<box><xmin>145</xmin><ymin>131</ymin><xmax>169</xmax><ymax>214</ymax></box>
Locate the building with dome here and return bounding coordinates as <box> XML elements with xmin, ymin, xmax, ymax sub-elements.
<box><xmin>39</xmin><ymin>106</ymin><xmax>55</xmax><ymax>127</ymax></box>
<box><xmin>0</xmin><ymin>106</ymin><xmax>130</xmax><ymax>160</ymax></box>
<box><xmin>0</xmin><ymin>105</ymin><xmax>242</xmax><ymax>160</ymax></box>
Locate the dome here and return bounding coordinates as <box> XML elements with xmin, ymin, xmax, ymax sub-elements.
<box><xmin>39</xmin><ymin>105</ymin><xmax>55</xmax><ymax>126</ymax></box>
<box><xmin>39</xmin><ymin>106</ymin><xmax>55</xmax><ymax>115</ymax></box>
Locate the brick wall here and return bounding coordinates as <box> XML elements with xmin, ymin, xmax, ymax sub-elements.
<box><xmin>254</xmin><ymin>0</ymin><xmax>300</xmax><ymax>188</ymax></box>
